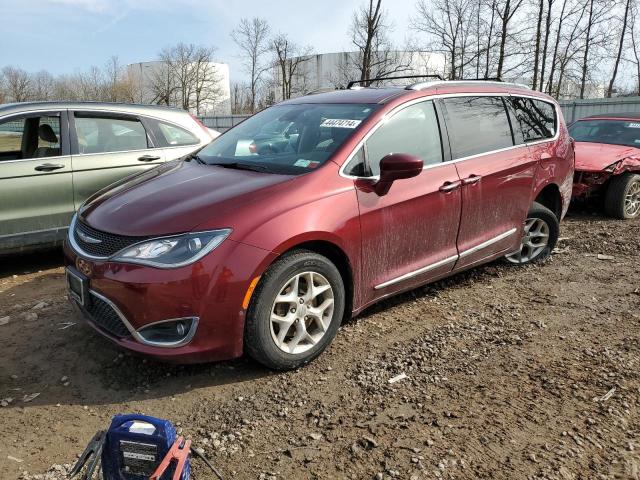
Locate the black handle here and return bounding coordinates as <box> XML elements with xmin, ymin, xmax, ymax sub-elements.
<box><xmin>138</xmin><ymin>155</ymin><xmax>161</xmax><ymax>162</ymax></box>
<box><xmin>35</xmin><ymin>163</ymin><xmax>65</xmax><ymax>172</ymax></box>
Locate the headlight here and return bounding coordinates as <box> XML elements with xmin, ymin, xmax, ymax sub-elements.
<box><xmin>112</xmin><ymin>229</ymin><xmax>231</xmax><ymax>268</ymax></box>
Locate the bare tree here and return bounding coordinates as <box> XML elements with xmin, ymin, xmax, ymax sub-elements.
<box><xmin>232</xmin><ymin>17</ymin><xmax>271</xmax><ymax>113</ymax></box>
<box><xmin>271</xmin><ymin>33</ymin><xmax>313</xmax><ymax>100</ymax></box>
<box><xmin>494</xmin><ymin>0</ymin><xmax>525</xmax><ymax>79</ymax></box>
<box><xmin>350</xmin><ymin>0</ymin><xmax>413</xmax><ymax>84</ymax></box>
<box><xmin>2</xmin><ymin>66</ymin><xmax>32</xmax><ymax>102</ymax></box>
<box><xmin>607</xmin><ymin>0</ymin><xmax>632</xmax><ymax>97</ymax></box>
<box><xmin>629</xmin><ymin>0</ymin><xmax>640</xmax><ymax>94</ymax></box>
<box><xmin>193</xmin><ymin>46</ymin><xmax>223</xmax><ymax>114</ymax></box>
<box><xmin>413</xmin><ymin>0</ymin><xmax>479</xmax><ymax>80</ymax></box>
<box><xmin>532</xmin><ymin>0</ymin><xmax>546</xmax><ymax>89</ymax></box>
<box><xmin>30</xmin><ymin>70</ymin><xmax>55</xmax><ymax>101</ymax></box>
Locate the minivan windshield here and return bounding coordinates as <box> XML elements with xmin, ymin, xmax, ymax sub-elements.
<box><xmin>569</xmin><ymin>119</ymin><xmax>640</xmax><ymax>148</ymax></box>
<box><xmin>195</xmin><ymin>103</ymin><xmax>378</xmax><ymax>175</ymax></box>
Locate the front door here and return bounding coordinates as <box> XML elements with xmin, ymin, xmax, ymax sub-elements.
<box><xmin>348</xmin><ymin>100</ymin><xmax>462</xmax><ymax>304</ymax></box>
<box><xmin>70</xmin><ymin>111</ymin><xmax>166</xmax><ymax>208</ymax></box>
<box><xmin>440</xmin><ymin>96</ymin><xmax>537</xmax><ymax>269</ymax></box>
<box><xmin>0</xmin><ymin>111</ymin><xmax>74</xmax><ymax>249</ymax></box>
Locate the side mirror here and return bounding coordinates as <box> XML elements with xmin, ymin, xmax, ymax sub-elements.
<box><xmin>374</xmin><ymin>153</ymin><xmax>423</xmax><ymax>195</ymax></box>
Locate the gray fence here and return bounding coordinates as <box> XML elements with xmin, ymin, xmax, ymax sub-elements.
<box><xmin>559</xmin><ymin>97</ymin><xmax>640</xmax><ymax>123</ymax></box>
<box><xmin>201</xmin><ymin>96</ymin><xmax>640</xmax><ymax>132</ymax></box>
<box><xmin>199</xmin><ymin>115</ymin><xmax>249</xmax><ymax>132</ymax></box>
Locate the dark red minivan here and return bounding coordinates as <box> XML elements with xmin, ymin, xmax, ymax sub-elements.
<box><xmin>64</xmin><ymin>80</ymin><xmax>574</xmax><ymax>370</ymax></box>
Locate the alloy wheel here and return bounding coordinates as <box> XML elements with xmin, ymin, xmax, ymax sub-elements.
<box><xmin>625</xmin><ymin>179</ymin><xmax>640</xmax><ymax>217</ymax></box>
<box><xmin>506</xmin><ymin>217</ymin><xmax>550</xmax><ymax>264</ymax></box>
<box><xmin>269</xmin><ymin>271</ymin><xmax>335</xmax><ymax>354</ymax></box>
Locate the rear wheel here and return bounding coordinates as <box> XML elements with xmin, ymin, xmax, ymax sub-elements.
<box><xmin>604</xmin><ymin>173</ymin><xmax>640</xmax><ymax>219</ymax></box>
<box><xmin>244</xmin><ymin>250</ymin><xmax>345</xmax><ymax>370</ymax></box>
<box><xmin>505</xmin><ymin>202</ymin><xmax>559</xmax><ymax>265</ymax></box>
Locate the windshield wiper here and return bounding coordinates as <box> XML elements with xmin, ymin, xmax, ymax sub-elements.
<box><xmin>185</xmin><ymin>153</ymin><xmax>205</xmax><ymax>164</ymax></box>
<box><xmin>209</xmin><ymin>162</ymin><xmax>272</xmax><ymax>173</ymax></box>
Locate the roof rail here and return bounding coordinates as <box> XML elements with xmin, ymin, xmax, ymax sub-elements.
<box><xmin>407</xmin><ymin>79</ymin><xmax>532</xmax><ymax>91</ymax></box>
<box><xmin>347</xmin><ymin>74</ymin><xmax>444</xmax><ymax>90</ymax></box>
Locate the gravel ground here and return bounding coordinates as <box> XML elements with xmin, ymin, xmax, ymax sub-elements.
<box><xmin>0</xmin><ymin>212</ymin><xmax>638</xmax><ymax>480</ymax></box>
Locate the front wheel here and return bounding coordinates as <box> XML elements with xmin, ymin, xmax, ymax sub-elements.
<box><xmin>604</xmin><ymin>173</ymin><xmax>640</xmax><ymax>219</ymax></box>
<box><xmin>505</xmin><ymin>202</ymin><xmax>559</xmax><ymax>265</ymax></box>
<box><xmin>244</xmin><ymin>250</ymin><xmax>345</xmax><ymax>370</ymax></box>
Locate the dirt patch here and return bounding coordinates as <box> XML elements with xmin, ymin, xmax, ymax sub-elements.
<box><xmin>0</xmin><ymin>213</ymin><xmax>638</xmax><ymax>479</ymax></box>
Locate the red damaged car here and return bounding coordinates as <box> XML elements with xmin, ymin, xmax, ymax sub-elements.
<box><xmin>64</xmin><ymin>80</ymin><xmax>574</xmax><ymax>370</ymax></box>
<box><xmin>570</xmin><ymin>114</ymin><xmax>640</xmax><ymax>219</ymax></box>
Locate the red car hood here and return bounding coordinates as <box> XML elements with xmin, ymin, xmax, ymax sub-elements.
<box><xmin>79</xmin><ymin>160</ymin><xmax>293</xmax><ymax>236</ymax></box>
<box><xmin>574</xmin><ymin>142</ymin><xmax>640</xmax><ymax>172</ymax></box>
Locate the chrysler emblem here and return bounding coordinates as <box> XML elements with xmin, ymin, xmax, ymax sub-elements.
<box><xmin>77</xmin><ymin>230</ymin><xmax>102</xmax><ymax>244</ymax></box>
<box><xmin>76</xmin><ymin>258</ymin><xmax>93</xmax><ymax>277</ymax></box>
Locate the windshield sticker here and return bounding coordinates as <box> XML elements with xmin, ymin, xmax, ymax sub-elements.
<box><xmin>627</xmin><ymin>122</ymin><xmax>640</xmax><ymax>128</ymax></box>
<box><xmin>294</xmin><ymin>159</ymin><xmax>321</xmax><ymax>168</ymax></box>
<box><xmin>320</xmin><ymin>119</ymin><xmax>362</xmax><ymax>129</ymax></box>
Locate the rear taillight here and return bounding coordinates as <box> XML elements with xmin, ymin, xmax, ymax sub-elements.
<box><xmin>190</xmin><ymin>114</ymin><xmax>213</xmax><ymax>138</ymax></box>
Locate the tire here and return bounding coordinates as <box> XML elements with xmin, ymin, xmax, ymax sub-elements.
<box><xmin>505</xmin><ymin>202</ymin><xmax>559</xmax><ymax>265</ymax></box>
<box><xmin>244</xmin><ymin>249</ymin><xmax>345</xmax><ymax>370</ymax></box>
<box><xmin>604</xmin><ymin>173</ymin><xmax>640</xmax><ymax>219</ymax></box>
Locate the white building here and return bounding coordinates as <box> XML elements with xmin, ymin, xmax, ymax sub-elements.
<box><xmin>273</xmin><ymin>51</ymin><xmax>447</xmax><ymax>101</ymax></box>
<box><xmin>127</xmin><ymin>61</ymin><xmax>232</xmax><ymax>115</ymax></box>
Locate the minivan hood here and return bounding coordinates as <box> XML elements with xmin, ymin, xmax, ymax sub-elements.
<box><xmin>80</xmin><ymin>160</ymin><xmax>293</xmax><ymax>236</ymax></box>
<box><xmin>574</xmin><ymin>141</ymin><xmax>640</xmax><ymax>172</ymax></box>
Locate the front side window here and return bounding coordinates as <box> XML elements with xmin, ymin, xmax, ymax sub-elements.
<box><xmin>74</xmin><ymin>115</ymin><xmax>148</xmax><ymax>154</ymax></box>
<box><xmin>364</xmin><ymin>101</ymin><xmax>443</xmax><ymax>176</ymax></box>
<box><xmin>510</xmin><ymin>97</ymin><xmax>556</xmax><ymax>142</ymax></box>
<box><xmin>568</xmin><ymin>119</ymin><xmax>640</xmax><ymax>148</ymax></box>
<box><xmin>196</xmin><ymin>103</ymin><xmax>377</xmax><ymax>175</ymax></box>
<box><xmin>0</xmin><ymin>114</ymin><xmax>61</xmax><ymax>161</ymax></box>
<box><xmin>443</xmin><ymin>96</ymin><xmax>514</xmax><ymax>159</ymax></box>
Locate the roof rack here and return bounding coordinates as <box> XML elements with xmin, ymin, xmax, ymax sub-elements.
<box><xmin>347</xmin><ymin>74</ymin><xmax>444</xmax><ymax>90</ymax></box>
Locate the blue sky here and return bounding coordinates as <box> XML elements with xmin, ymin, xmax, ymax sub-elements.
<box><xmin>0</xmin><ymin>0</ymin><xmax>416</xmax><ymax>83</ymax></box>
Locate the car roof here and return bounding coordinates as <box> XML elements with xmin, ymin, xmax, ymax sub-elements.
<box><xmin>280</xmin><ymin>81</ymin><xmax>551</xmax><ymax>105</ymax></box>
<box><xmin>579</xmin><ymin>113</ymin><xmax>640</xmax><ymax>121</ymax></box>
<box><xmin>0</xmin><ymin>101</ymin><xmax>186</xmax><ymax>117</ymax></box>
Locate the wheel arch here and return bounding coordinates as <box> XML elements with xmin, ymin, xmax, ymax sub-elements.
<box><xmin>533</xmin><ymin>183</ymin><xmax>562</xmax><ymax>220</ymax></box>
<box><xmin>270</xmin><ymin>238</ymin><xmax>355</xmax><ymax>321</ymax></box>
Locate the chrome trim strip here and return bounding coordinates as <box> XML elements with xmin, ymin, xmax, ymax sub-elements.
<box><xmin>87</xmin><ymin>289</ymin><xmax>199</xmax><ymax>348</ymax></box>
<box><xmin>458</xmin><ymin>228</ymin><xmax>517</xmax><ymax>259</ymax></box>
<box><xmin>373</xmin><ymin>228</ymin><xmax>518</xmax><ymax>290</ymax></box>
<box><xmin>374</xmin><ymin>255</ymin><xmax>458</xmax><ymax>290</ymax></box>
<box><xmin>339</xmin><ymin>92</ymin><xmax>560</xmax><ymax>180</ymax></box>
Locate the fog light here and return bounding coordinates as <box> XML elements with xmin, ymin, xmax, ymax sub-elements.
<box><xmin>136</xmin><ymin>317</ymin><xmax>198</xmax><ymax>348</ymax></box>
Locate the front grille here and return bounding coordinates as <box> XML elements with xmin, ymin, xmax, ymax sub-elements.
<box><xmin>74</xmin><ymin>220</ymin><xmax>148</xmax><ymax>257</ymax></box>
<box><xmin>86</xmin><ymin>293</ymin><xmax>131</xmax><ymax>338</ymax></box>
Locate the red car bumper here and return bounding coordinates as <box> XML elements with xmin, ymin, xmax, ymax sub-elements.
<box><xmin>63</xmin><ymin>238</ymin><xmax>276</xmax><ymax>363</ymax></box>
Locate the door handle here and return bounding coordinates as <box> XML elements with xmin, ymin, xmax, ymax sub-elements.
<box><xmin>34</xmin><ymin>163</ymin><xmax>65</xmax><ymax>172</ymax></box>
<box><xmin>462</xmin><ymin>174</ymin><xmax>482</xmax><ymax>185</ymax></box>
<box><xmin>439</xmin><ymin>180</ymin><xmax>462</xmax><ymax>192</ymax></box>
<box><xmin>138</xmin><ymin>155</ymin><xmax>161</xmax><ymax>162</ymax></box>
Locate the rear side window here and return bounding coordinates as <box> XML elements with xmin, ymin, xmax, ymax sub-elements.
<box><xmin>74</xmin><ymin>115</ymin><xmax>148</xmax><ymax>154</ymax></box>
<box><xmin>510</xmin><ymin>97</ymin><xmax>556</xmax><ymax>142</ymax></box>
<box><xmin>0</xmin><ymin>118</ymin><xmax>25</xmax><ymax>156</ymax></box>
<box><xmin>156</xmin><ymin>121</ymin><xmax>199</xmax><ymax>147</ymax></box>
<box><xmin>364</xmin><ymin>101</ymin><xmax>443</xmax><ymax>176</ymax></box>
<box><xmin>443</xmin><ymin>96</ymin><xmax>514</xmax><ymax>159</ymax></box>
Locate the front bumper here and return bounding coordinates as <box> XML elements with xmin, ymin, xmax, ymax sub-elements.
<box><xmin>64</xmin><ymin>237</ymin><xmax>276</xmax><ymax>363</ymax></box>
